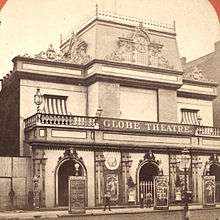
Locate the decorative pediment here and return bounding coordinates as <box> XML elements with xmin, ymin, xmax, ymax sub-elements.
<box><xmin>105</xmin><ymin>23</ymin><xmax>173</xmax><ymax>69</ymax></box>
<box><xmin>33</xmin><ymin>33</ymin><xmax>92</xmax><ymax>65</ymax></box>
<box><xmin>139</xmin><ymin>150</ymin><xmax>160</xmax><ymax>165</ymax></box>
<box><xmin>58</xmin><ymin>148</ymin><xmax>83</xmax><ymax>163</ymax></box>
<box><xmin>183</xmin><ymin>66</ymin><xmax>215</xmax><ymax>83</ymax></box>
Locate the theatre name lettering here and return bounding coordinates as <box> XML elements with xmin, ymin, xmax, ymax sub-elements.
<box><xmin>99</xmin><ymin>118</ymin><xmax>195</xmax><ymax>135</ymax></box>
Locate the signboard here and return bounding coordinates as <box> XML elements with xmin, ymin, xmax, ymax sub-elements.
<box><xmin>99</xmin><ymin>118</ymin><xmax>195</xmax><ymax>136</ymax></box>
<box><xmin>203</xmin><ymin>175</ymin><xmax>216</xmax><ymax>207</ymax></box>
<box><xmin>68</xmin><ymin>176</ymin><xmax>86</xmax><ymax>214</ymax></box>
<box><xmin>154</xmin><ymin>176</ymin><xmax>169</xmax><ymax>209</ymax></box>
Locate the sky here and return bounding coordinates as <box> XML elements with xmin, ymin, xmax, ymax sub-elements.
<box><xmin>0</xmin><ymin>0</ymin><xmax>219</xmax><ymax>78</ymax></box>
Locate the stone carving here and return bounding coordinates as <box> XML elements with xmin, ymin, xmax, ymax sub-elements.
<box><xmin>58</xmin><ymin>148</ymin><xmax>83</xmax><ymax>163</ymax></box>
<box><xmin>105</xmin><ymin>23</ymin><xmax>173</xmax><ymax>69</ymax></box>
<box><xmin>183</xmin><ymin>66</ymin><xmax>215</xmax><ymax>83</ymax></box>
<box><xmin>35</xmin><ymin>44</ymin><xmax>63</xmax><ymax>61</ymax></box>
<box><xmin>33</xmin><ymin>33</ymin><xmax>92</xmax><ymax>65</ymax></box>
<box><xmin>139</xmin><ymin>150</ymin><xmax>160</xmax><ymax>165</ymax></box>
<box><xmin>62</xmin><ymin>32</ymin><xmax>92</xmax><ymax>65</ymax></box>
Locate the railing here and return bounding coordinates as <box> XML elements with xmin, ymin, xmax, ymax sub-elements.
<box><xmin>24</xmin><ymin>113</ymin><xmax>220</xmax><ymax>138</ymax></box>
<box><xmin>96</xmin><ymin>10</ymin><xmax>175</xmax><ymax>33</ymax></box>
<box><xmin>62</xmin><ymin>7</ymin><xmax>175</xmax><ymax>44</ymax></box>
<box><xmin>24</xmin><ymin>113</ymin><xmax>96</xmax><ymax>129</ymax></box>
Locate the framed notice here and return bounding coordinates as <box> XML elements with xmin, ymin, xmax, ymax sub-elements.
<box><xmin>68</xmin><ymin>176</ymin><xmax>86</xmax><ymax>214</ymax></box>
<box><xmin>203</xmin><ymin>176</ymin><xmax>216</xmax><ymax>207</ymax></box>
<box><xmin>154</xmin><ymin>176</ymin><xmax>169</xmax><ymax>209</ymax></box>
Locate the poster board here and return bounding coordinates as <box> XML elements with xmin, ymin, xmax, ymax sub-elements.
<box><xmin>203</xmin><ymin>175</ymin><xmax>216</xmax><ymax>207</ymax></box>
<box><xmin>154</xmin><ymin>175</ymin><xmax>169</xmax><ymax>210</ymax></box>
<box><xmin>68</xmin><ymin>176</ymin><xmax>86</xmax><ymax>214</ymax></box>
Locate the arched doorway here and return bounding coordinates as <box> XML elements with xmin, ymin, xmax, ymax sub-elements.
<box><xmin>139</xmin><ymin>162</ymin><xmax>159</xmax><ymax>201</ymax></box>
<box><xmin>55</xmin><ymin>148</ymin><xmax>87</xmax><ymax>207</ymax></box>
<box><xmin>136</xmin><ymin>151</ymin><xmax>159</xmax><ymax>203</ymax></box>
<box><xmin>58</xmin><ymin>159</ymin><xmax>84</xmax><ymax>206</ymax></box>
<box><xmin>210</xmin><ymin>163</ymin><xmax>220</xmax><ymax>202</ymax></box>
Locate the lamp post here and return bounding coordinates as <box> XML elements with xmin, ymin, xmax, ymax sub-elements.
<box><xmin>94</xmin><ymin>106</ymin><xmax>103</xmax><ymax>130</ymax></box>
<box><xmin>180</xmin><ymin>147</ymin><xmax>191</xmax><ymax>220</ymax></box>
<box><xmin>96</xmin><ymin>106</ymin><xmax>103</xmax><ymax>117</ymax></box>
<box><xmin>34</xmin><ymin>88</ymin><xmax>43</xmax><ymax>113</ymax></box>
<box><xmin>197</xmin><ymin>114</ymin><xmax>202</xmax><ymax>126</ymax></box>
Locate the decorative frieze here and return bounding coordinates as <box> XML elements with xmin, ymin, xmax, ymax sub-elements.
<box><xmin>105</xmin><ymin>23</ymin><xmax>173</xmax><ymax>70</ymax></box>
<box><xmin>183</xmin><ymin>66</ymin><xmax>215</xmax><ymax>83</ymax></box>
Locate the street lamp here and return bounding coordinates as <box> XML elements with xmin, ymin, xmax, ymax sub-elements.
<box><xmin>96</xmin><ymin>106</ymin><xmax>103</xmax><ymax>117</ymax></box>
<box><xmin>34</xmin><ymin>88</ymin><xmax>43</xmax><ymax>113</ymax></box>
<box><xmin>197</xmin><ymin>114</ymin><xmax>202</xmax><ymax>126</ymax></box>
<box><xmin>180</xmin><ymin>147</ymin><xmax>191</xmax><ymax>220</ymax></box>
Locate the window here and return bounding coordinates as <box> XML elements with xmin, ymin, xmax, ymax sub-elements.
<box><xmin>42</xmin><ymin>95</ymin><xmax>68</xmax><ymax>115</ymax></box>
<box><xmin>180</xmin><ymin>108</ymin><xmax>202</xmax><ymax>125</ymax></box>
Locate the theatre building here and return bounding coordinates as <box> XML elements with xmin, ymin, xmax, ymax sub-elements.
<box><xmin>1</xmin><ymin>9</ymin><xmax>220</xmax><ymax>209</ymax></box>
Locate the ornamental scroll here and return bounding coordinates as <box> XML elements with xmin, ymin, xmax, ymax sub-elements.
<box><xmin>105</xmin><ymin>23</ymin><xmax>173</xmax><ymax>70</ymax></box>
<box><xmin>34</xmin><ymin>32</ymin><xmax>92</xmax><ymax>65</ymax></box>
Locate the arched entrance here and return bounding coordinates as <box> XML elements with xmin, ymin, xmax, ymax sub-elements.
<box><xmin>139</xmin><ymin>162</ymin><xmax>159</xmax><ymax>201</ymax></box>
<box><xmin>210</xmin><ymin>163</ymin><xmax>220</xmax><ymax>202</ymax></box>
<box><xmin>136</xmin><ymin>151</ymin><xmax>159</xmax><ymax>203</ymax></box>
<box><xmin>55</xmin><ymin>148</ymin><xmax>87</xmax><ymax>206</ymax></box>
<box><xmin>58</xmin><ymin>159</ymin><xmax>84</xmax><ymax>206</ymax></box>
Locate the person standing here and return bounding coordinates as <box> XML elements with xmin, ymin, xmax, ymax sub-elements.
<box><xmin>103</xmin><ymin>190</ymin><xmax>111</xmax><ymax>211</ymax></box>
<box><xmin>146</xmin><ymin>192</ymin><xmax>152</xmax><ymax>208</ymax></box>
<box><xmin>140</xmin><ymin>192</ymin><xmax>144</xmax><ymax>208</ymax></box>
<box><xmin>9</xmin><ymin>188</ymin><xmax>15</xmax><ymax>210</ymax></box>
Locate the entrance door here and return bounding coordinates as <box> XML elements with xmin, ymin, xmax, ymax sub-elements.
<box><xmin>210</xmin><ymin>163</ymin><xmax>220</xmax><ymax>202</ymax></box>
<box><xmin>139</xmin><ymin>162</ymin><xmax>159</xmax><ymax>203</ymax></box>
<box><xmin>58</xmin><ymin>160</ymin><xmax>83</xmax><ymax>206</ymax></box>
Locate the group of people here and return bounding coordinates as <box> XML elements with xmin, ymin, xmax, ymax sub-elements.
<box><xmin>140</xmin><ymin>192</ymin><xmax>153</xmax><ymax>208</ymax></box>
<box><xmin>103</xmin><ymin>190</ymin><xmax>153</xmax><ymax>211</ymax></box>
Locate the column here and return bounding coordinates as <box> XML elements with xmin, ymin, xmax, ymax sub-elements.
<box><xmin>169</xmin><ymin>154</ymin><xmax>177</xmax><ymax>203</ymax></box>
<box><xmin>191</xmin><ymin>155</ymin><xmax>200</xmax><ymax>203</ymax></box>
<box><xmin>95</xmin><ymin>152</ymin><xmax>105</xmax><ymax>206</ymax></box>
<box><xmin>121</xmin><ymin>152</ymin><xmax>131</xmax><ymax>204</ymax></box>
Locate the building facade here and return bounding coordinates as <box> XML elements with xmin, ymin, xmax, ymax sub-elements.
<box><xmin>0</xmin><ymin>10</ymin><xmax>220</xmax><ymax>208</ymax></box>
<box><xmin>182</xmin><ymin>40</ymin><xmax>220</xmax><ymax>127</ymax></box>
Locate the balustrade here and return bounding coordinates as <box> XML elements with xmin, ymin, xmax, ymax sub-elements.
<box><xmin>24</xmin><ymin>113</ymin><xmax>96</xmax><ymax>129</ymax></box>
<box><xmin>24</xmin><ymin>113</ymin><xmax>220</xmax><ymax>138</ymax></box>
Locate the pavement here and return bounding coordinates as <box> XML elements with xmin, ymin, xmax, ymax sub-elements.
<box><xmin>0</xmin><ymin>205</ymin><xmax>218</xmax><ymax>219</ymax></box>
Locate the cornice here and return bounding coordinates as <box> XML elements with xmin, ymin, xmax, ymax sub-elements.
<box><xmin>16</xmin><ymin>71</ymin><xmax>85</xmax><ymax>86</ymax></box>
<box><xmin>28</xmin><ymin>140</ymin><xmax>220</xmax><ymax>154</ymax></box>
<box><xmin>12</xmin><ymin>56</ymin><xmax>84</xmax><ymax>70</ymax></box>
<box><xmin>183</xmin><ymin>78</ymin><xmax>218</xmax><ymax>87</ymax></box>
<box><xmin>177</xmin><ymin>90</ymin><xmax>217</xmax><ymax>101</ymax></box>
<box><xmin>85</xmin><ymin>73</ymin><xmax>182</xmax><ymax>90</ymax></box>
<box><xmin>85</xmin><ymin>59</ymin><xmax>183</xmax><ymax>75</ymax></box>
